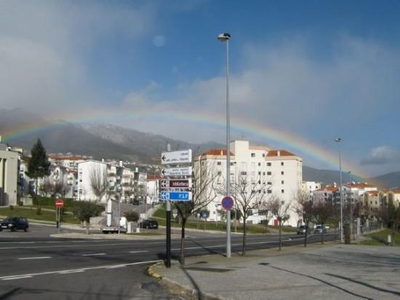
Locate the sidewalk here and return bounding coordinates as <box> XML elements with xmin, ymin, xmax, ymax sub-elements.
<box><xmin>151</xmin><ymin>243</ymin><xmax>400</xmax><ymax>300</ymax></box>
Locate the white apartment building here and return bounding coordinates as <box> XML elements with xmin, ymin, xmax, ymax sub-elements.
<box><xmin>146</xmin><ymin>174</ymin><xmax>160</xmax><ymax>205</ymax></box>
<box><xmin>343</xmin><ymin>182</ymin><xmax>378</xmax><ymax>205</ymax></box>
<box><xmin>195</xmin><ymin>140</ymin><xmax>303</xmax><ymax>226</ymax></box>
<box><xmin>77</xmin><ymin>161</ymin><xmax>108</xmax><ymax>202</ymax></box>
<box><xmin>0</xmin><ymin>144</ymin><xmax>19</xmax><ymax>206</ymax></box>
<box><xmin>302</xmin><ymin>181</ymin><xmax>322</xmax><ymax>201</ymax></box>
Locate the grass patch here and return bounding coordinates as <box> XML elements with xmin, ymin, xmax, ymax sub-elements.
<box><xmin>360</xmin><ymin>229</ymin><xmax>400</xmax><ymax>246</ymax></box>
<box><xmin>151</xmin><ymin>206</ymin><xmax>271</xmax><ymax>234</ymax></box>
<box><xmin>0</xmin><ymin>206</ymin><xmax>80</xmax><ymax>224</ymax></box>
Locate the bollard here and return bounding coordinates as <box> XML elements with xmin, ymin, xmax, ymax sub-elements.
<box><xmin>388</xmin><ymin>234</ymin><xmax>392</xmax><ymax>246</ymax></box>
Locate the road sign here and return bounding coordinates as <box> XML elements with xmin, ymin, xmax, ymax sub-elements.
<box><xmin>160</xmin><ymin>191</ymin><xmax>192</xmax><ymax>202</ymax></box>
<box><xmin>55</xmin><ymin>199</ymin><xmax>64</xmax><ymax>208</ymax></box>
<box><xmin>161</xmin><ymin>167</ymin><xmax>192</xmax><ymax>177</ymax></box>
<box><xmin>221</xmin><ymin>196</ymin><xmax>234</xmax><ymax>210</ymax></box>
<box><xmin>201</xmin><ymin>210</ymin><xmax>210</xmax><ymax>219</ymax></box>
<box><xmin>161</xmin><ymin>149</ymin><xmax>192</xmax><ymax>165</ymax></box>
<box><xmin>160</xmin><ymin>179</ymin><xmax>192</xmax><ymax>189</ymax></box>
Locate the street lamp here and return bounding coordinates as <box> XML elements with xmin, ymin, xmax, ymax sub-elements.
<box><xmin>218</xmin><ymin>32</ymin><xmax>231</xmax><ymax>258</ymax></box>
<box><xmin>335</xmin><ymin>137</ymin><xmax>343</xmax><ymax>243</ymax></box>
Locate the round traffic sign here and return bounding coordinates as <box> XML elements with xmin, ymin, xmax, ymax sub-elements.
<box><xmin>55</xmin><ymin>199</ymin><xmax>64</xmax><ymax>208</ymax></box>
<box><xmin>221</xmin><ymin>196</ymin><xmax>234</xmax><ymax>210</ymax></box>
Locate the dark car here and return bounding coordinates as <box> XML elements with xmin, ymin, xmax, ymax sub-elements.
<box><xmin>131</xmin><ymin>199</ymin><xmax>141</xmax><ymax>205</ymax></box>
<box><xmin>0</xmin><ymin>217</ymin><xmax>29</xmax><ymax>232</ymax></box>
<box><xmin>139</xmin><ymin>219</ymin><xmax>159</xmax><ymax>229</ymax></box>
<box><xmin>296</xmin><ymin>225</ymin><xmax>309</xmax><ymax>235</ymax></box>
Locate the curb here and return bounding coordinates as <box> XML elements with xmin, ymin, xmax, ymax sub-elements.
<box><xmin>147</xmin><ymin>262</ymin><xmax>163</xmax><ymax>280</ymax></box>
<box><xmin>148</xmin><ymin>261</ymin><xmax>225</xmax><ymax>300</ymax></box>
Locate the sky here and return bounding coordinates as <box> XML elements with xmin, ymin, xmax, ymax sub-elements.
<box><xmin>0</xmin><ymin>0</ymin><xmax>400</xmax><ymax>177</ymax></box>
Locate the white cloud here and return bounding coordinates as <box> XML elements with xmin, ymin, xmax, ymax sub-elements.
<box><xmin>0</xmin><ymin>1</ymin><xmax>156</xmax><ymax>113</ymax></box>
<box><xmin>361</xmin><ymin>146</ymin><xmax>400</xmax><ymax>165</ymax></box>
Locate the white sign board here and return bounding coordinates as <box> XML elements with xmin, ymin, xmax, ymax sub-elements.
<box><xmin>161</xmin><ymin>167</ymin><xmax>192</xmax><ymax>177</ymax></box>
<box><xmin>161</xmin><ymin>149</ymin><xmax>192</xmax><ymax>165</ymax></box>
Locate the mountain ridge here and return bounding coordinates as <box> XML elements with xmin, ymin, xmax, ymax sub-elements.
<box><xmin>0</xmin><ymin>108</ymin><xmax>398</xmax><ymax>189</ymax></box>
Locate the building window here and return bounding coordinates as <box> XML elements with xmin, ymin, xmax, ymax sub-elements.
<box><xmin>258</xmin><ymin>172</ymin><xmax>261</xmax><ymax>175</ymax></box>
<box><xmin>267</xmin><ymin>182</ymin><xmax>272</xmax><ymax>185</ymax></box>
<box><xmin>281</xmin><ymin>180</ymin><xmax>284</xmax><ymax>184</ymax></box>
<box><xmin>251</xmin><ymin>153</ymin><xmax>255</xmax><ymax>157</ymax></box>
<box><xmin>263</xmin><ymin>172</ymin><xmax>266</xmax><ymax>175</ymax></box>
<box><xmin>281</xmin><ymin>171</ymin><xmax>284</xmax><ymax>175</ymax></box>
<box><xmin>262</xmin><ymin>153</ymin><xmax>265</xmax><ymax>157</ymax></box>
<box><xmin>217</xmin><ymin>162</ymin><xmax>221</xmax><ymax>165</ymax></box>
<box><xmin>258</xmin><ymin>162</ymin><xmax>261</xmax><ymax>166</ymax></box>
<box><xmin>267</xmin><ymin>162</ymin><xmax>271</xmax><ymax>166</ymax></box>
<box><xmin>267</xmin><ymin>172</ymin><xmax>272</xmax><ymax>176</ymax></box>
<box><xmin>241</xmin><ymin>171</ymin><xmax>247</xmax><ymax>175</ymax></box>
<box><xmin>281</xmin><ymin>162</ymin><xmax>284</xmax><ymax>166</ymax></box>
<box><xmin>217</xmin><ymin>171</ymin><xmax>222</xmax><ymax>175</ymax></box>
<box><xmin>268</xmin><ymin>190</ymin><xmax>272</xmax><ymax>194</ymax></box>
<box><xmin>281</xmin><ymin>189</ymin><xmax>285</xmax><ymax>193</ymax></box>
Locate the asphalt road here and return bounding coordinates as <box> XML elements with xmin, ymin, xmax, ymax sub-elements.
<box><xmin>0</xmin><ymin>225</ymin><xmax>337</xmax><ymax>299</ymax></box>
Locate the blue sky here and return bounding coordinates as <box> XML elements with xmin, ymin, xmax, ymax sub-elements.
<box><xmin>1</xmin><ymin>0</ymin><xmax>400</xmax><ymax>176</ymax></box>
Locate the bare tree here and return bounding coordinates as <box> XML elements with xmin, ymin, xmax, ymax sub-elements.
<box><xmin>313</xmin><ymin>200</ymin><xmax>334</xmax><ymax>244</ymax></box>
<box><xmin>293</xmin><ymin>189</ymin><xmax>313</xmax><ymax>247</ymax></box>
<box><xmin>90</xmin><ymin>165</ymin><xmax>109</xmax><ymax>202</ymax></box>
<box><xmin>174</xmin><ymin>158</ymin><xmax>219</xmax><ymax>265</ymax></box>
<box><xmin>228</xmin><ymin>175</ymin><xmax>270</xmax><ymax>256</ymax></box>
<box><xmin>53</xmin><ymin>180</ymin><xmax>68</xmax><ymax>197</ymax></box>
<box><xmin>40</xmin><ymin>178</ymin><xmax>53</xmax><ymax>197</ymax></box>
<box><xmin>265</xmin><ymin>195</ymin><xmax>291</xmax><ymax>251</ymax></box>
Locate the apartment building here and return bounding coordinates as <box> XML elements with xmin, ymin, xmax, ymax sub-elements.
<box><xmin>77</xmin><ymin>161</ymin><xmax>108</xmax><ymax>202</ymax></box>
<box><xmin>0</xmin><ymin>144</ymin><xmax>19</xmax><ymax>206</ymax></box>
<box><xmin>302</xmin><ymin>181</ymin><xmax>322</xmax><ymax>201</ymax></box>
<box><xmin>194</xmin><ymin>140</ymin><xmax>303</xmax><ymax>226</ymax></box>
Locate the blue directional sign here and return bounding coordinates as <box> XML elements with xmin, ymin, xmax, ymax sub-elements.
<box><xmin>160</xmin><ymin>191</ymin><xmax>192</xmax><ymax>202</ymax></box>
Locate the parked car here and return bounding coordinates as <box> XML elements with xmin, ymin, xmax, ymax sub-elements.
<box><xmin>314</xmin><ymin>225</ymin><xmax>328</xmax><ymax>234</ymax></box>
<box><xmin>296</xmin><ymin>225</ymin><xmax>309</xmax><ymax>235</ymax></box>
<box><xmin>0</xmin><ymin>217</ymin><xmax>29</xmax><ymax>232</ymax></box>
<box><xmin>131</xmin><ymin>199</ymin><xmax>141</xmax><ymax>205</ymax></box>
<box><xmin>139</xmin><ymin>219</ymin><xmax>159</xmax><ymax>229</ymax></box>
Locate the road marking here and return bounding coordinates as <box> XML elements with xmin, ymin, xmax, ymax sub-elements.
<box><xmin>104</xmin><ymin>265</ymin><xmax>127</xmax><ymax>269</ymax></box>
<box><xmin>2</xmin><ymin>275</ymin><xmax>33</xmax><ymax>281</ymax></box>
<box><xmin>82</xmin><ymin>253</ymin><xmax>107</xmax><ymax>257</ymax></box>
<box><xmin>0</xmin><ymin>260</ymin><xmax>161</xmax><ymax>281</ymax></box>
<box><xmin>129</xmin><ymin>250</ymin><xmax>148</xmax><ymax>254</ymax></box>
<box><xmin>58</xmin><ymin>270</ymin><xmax>85</xmax><ymax>274</ymax></box>
<box><xmin>18</xmin><ymin>256</ymin><xmax>51</xmax><ymax>260</ymax></box>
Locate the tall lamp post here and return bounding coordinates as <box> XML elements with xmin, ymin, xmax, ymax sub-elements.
<box><xmin>335</xmin><ymin>137</ymin><xmax>343</xmax><ymax>243</ymax></box>
<box><xmin>218</xmin><ymin>32</ymin><xmax>231</xmax><ymax>258</ymax></box>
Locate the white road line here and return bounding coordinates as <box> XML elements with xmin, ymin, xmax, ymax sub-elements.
<box><xmin>129</xmin><ymin>250</ymin><xmax>148</xmax><ymax>254</ymax></box>
<box><xmin>0</xmin><ymin>260</ymin><xmax>161</xmax><ymax>281</ymax></box>
<box><xmin>58</xmin><ymin>270</ymin><xmax>85</xmax><ymax>274</ymax></box>
<box><xmin>104</xmin><ymin>265</ymin><xmax>126</xmax><ymax>269</ymax></box>
<box><xmin>18</xmin><ymin>256</ymin><xmax>51</xmax><ymax>260</ymax></box>
<box><xmin>2</xmin><ymin>275</ymin><xmax>33</xmax><ymax>281</ymax></box>
<box><xmin>82</xmin><ymin>253</ymin><xmax>107</xmax><ymax>257</ymax></box>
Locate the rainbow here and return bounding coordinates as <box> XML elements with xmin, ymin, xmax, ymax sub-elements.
<box><xmin>2</xmin><ymin>107</ymin><xmax>373</xmax><ymax>182</ymax></box>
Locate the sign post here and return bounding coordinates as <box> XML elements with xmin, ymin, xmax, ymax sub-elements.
<box><xmin>161</xmin><ymin>148</ymin><xmax>192</xmax><ymax>268</ymax></box>
<box><xmin>55</xmin><ymin>199</ymin><xmax>64</xmax><ymax>234</ymax></box>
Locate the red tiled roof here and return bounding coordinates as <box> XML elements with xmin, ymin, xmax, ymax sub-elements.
<box><xmin>366</xmin><ymin>191</ymin><xmax>379</xmax><ymax>196</ymax></box>
<box><xmin>147</xmin><ymin>174</ymin><xmax>161</xmax><ymax>180</ymax></box>
<box><xmin>266</xmin><ymin>150</ymin><xmax>296</xmax><ymax>157</ymax></box>
<box><xmin>49</xmin><ymin>154</ymin><xmax>86</xmax><ymax>161</ymax></box>
<box><xmin>315</xmin><ymin>186</ymin><xmax>339</xmax><ymax>192</ymax></box>
<box><xmin>345</xmin><ymin>183</ymin><xmax>374</xmax><ymax>188</ymax></box>
<box><xmin>202</xmin><ymin>149</ymin><xmax>234</xmax><ymax>156</ymax></box>
<box><xmin>390</xmin><ymin>189</ymin><xmax>400</xmax><ymax>194</ymax></box>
